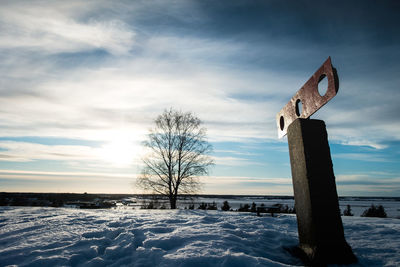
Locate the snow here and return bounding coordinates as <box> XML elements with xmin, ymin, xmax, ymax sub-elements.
<box><xmin>1</xmin><ymin>207</ymin><xmax>400</xmax><ymax>266</ymax></box>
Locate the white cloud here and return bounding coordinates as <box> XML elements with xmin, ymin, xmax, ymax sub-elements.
<box><xmin>337</xmin><ymin>184</ymin><xmax>400</xmax><ymax>196</ymax></box>
<box><xmin>333</xmin><ymin>153</ymin><xmax>390</xmax><ymax>163</ymax></box>
<box><xmin>212</xmin><ymin>156</ymin><xmax>262</xmax><ymax>167</ymax></box>
<box><xmin>0</xmin><ymin>169</ymin><xmax>135</xmax><ymax>180</ymax></box>
<box><xmin>337</xmin><ymin>173</ymin><xmax>400</xmax><ymax>183</ymax></box>
<box><xmin>202</xmin><ymin>176</ymin><xmax>291</xmax><ymax>185</ymax></box>
<box><xmin>0</xmin><ymin>43</ymin><xmax>293</xmax><ymax>143</ymax></box>
<box><xmin>0</xmin><ymin>168</ymin><xmax>138</xmax><ymax>193</ymax></box>
<box><xmin>339</xmin><ymin>140</ymin><xmax>388</xmax><ymax>150</ymax></box>
<box><xmin>201</xmin><ymin>175</ymin><xmax>293</xmax><ymax>195</ymax></box>
<box><xmin>0</xmin><ymin>141</ymin><xmax>143</xmax><ymax>168</ymax></box>
<box><xmin>336</xmin><ymin>174</ymin><xmax>371</xmax><ymax>182</ymax></box>
<box><xmin>214</xmin><ymin>150</ymin><xmax>260</xmax><ymax>156</ymax></box>
<box><xmin>336</xmin><ymin>173</ymin><xmax>400</xmax><ymax>196</ymax></box>
<box><xmin>0</xmin><ymin>1</ymin><xmax>135</xmax><ymax>55</ymax></box>
<box><xmin>0</xmin><ymin>141</ymin><xmax>96</xmax><ymax>162</ymax></box>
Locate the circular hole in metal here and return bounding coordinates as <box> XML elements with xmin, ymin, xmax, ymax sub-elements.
<box><xmin>295</xmin><ymin>99</ymin><xmax>302</xmax><ymax>117</ymax></box>
<box><xmin>318</xmin><ymin>74</ymin><xmax>328</xmax><ymax>96</ymax></box>
<box><xmin>279</xmin><ymin>116</ymin><xmax>284</xmax><ymax>131</ymax></box>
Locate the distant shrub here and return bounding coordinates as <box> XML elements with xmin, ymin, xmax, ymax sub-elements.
<box><xmin>188</xmin><ymin>204</ymin><xmax>195</xmax><ymax>210</ymax></box>
<box><xmin>343</xmin><ymin>205</ymin><xmax>354</xmax><ymax>216</ymax></box>
<box><xmin>207</xmin><ymin>202</ymin><xmax>217</xmax><ymax>210</ymax></box>
<box><xmin>291</xmin><ymin>206</ymin><xmax>296</xmax><ymax>214</ymax></box>
<box><xmin>254</xmin><ymin>203</ymin><xmax>294</xmax><ymax>216</ymax></box>
<box><xmin>140</xmin><ymin>199</ymin><xmax>161</xmax><ymax>209</ymax></box>
<box><xmin>361</xmin><ymin>204</ymin><xmax>387</xmax><ymax>218</ymax></box>
<box><xmin>250</xmin><ymin>202</ymin><xmax>257</xmax><ymax>212</ymax></box>
<box><xmin>141</xmin><ymin>201</ymin><xmax>155</xmax><ymax>209</ymax></box>
<box><xmin>267</xmin><ymin>203</ymin><xmax>291</xmax><ymax>214</ymax></box>
<box><xmin>256</xmin><ymin>206</ymin><xmax>266</xmax><ymax>216</ymax></box>
<box><xmin>238</xmin><ymin>204</ymin><xmax>250</xmax><ymax>212</ymax></box>
<box><xmin>198</xmin><ymin>202</ymin><xmax>207</xmax><ymax>210</ymax></box>
<box><xmin>51</xmin><ymin>199</ymin><xmax>64</xmax><ymax>207</ymax></box>
<box><xmin>283</xmin><ymin>205</ymin><xmax>290</xmax><ymax>213</ymax></box>
<box><xmin>221</xmin><ymin>201</ymin><xmax>230</xmax><ymax>211</ymax></box>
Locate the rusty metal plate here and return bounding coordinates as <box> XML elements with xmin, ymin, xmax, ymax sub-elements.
<box><xmin>276</xmin><ymin>57</ymin><xmax>339</xmax><ymax>138</ymax></box>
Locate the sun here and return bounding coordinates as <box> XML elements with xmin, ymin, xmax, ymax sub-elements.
<box><xmin>99</xmin><ymin>133</ymin><xmax>138</xmax><ymax>166</ymax></box>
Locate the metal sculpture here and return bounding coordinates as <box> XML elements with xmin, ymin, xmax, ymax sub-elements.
<box><xmin>276</xmin><ymin>57</ymin><xmax>338</xmax><ymax>138</ymax></box>
<box><xmin>277</xmin><ymin>57</ymin><xmax>357</xmax><ymax>265</ymax></box>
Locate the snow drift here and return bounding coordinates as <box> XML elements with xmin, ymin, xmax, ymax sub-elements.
<box><xmin>0</xmin><ymin>207</ymin><xmax>399</xmax><ymax>266</ymax></box>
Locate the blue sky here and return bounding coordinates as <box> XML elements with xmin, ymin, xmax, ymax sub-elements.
<box><xmin>0</xmin><ymin>0</ymin><xmax>399</xmax><ymax>196</ymax></box>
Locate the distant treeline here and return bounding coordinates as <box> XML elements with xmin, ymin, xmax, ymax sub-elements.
<box><xmin>0</xmin><ymin>192</ymin><xmax>130</xmax><ymax>208</ymax></box>
<box><xmin>0</xmin><ymin>193</ymin><xmax>394</xmax><ymax>218</ymax></box>
<box><xmin>0</xmin><ymin>192</ymin><xmax>296</xmax><ymax>208</ymax></box>
<box><xmin>140</xmin><ymin>199</ymin><xmax>296</xmax><ymax>216</ymax></box>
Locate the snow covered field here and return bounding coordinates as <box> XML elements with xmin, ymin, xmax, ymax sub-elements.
<box><xmin>1</xmin><ymin>207</ymin><xmax>400</xmax><ymax>267</ymax></box>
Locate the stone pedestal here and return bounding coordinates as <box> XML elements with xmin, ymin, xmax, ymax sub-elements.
<box><xmin>287</xmin><ymin>118</ymin><xmax>356</xmax><ymax>265</ymax></box>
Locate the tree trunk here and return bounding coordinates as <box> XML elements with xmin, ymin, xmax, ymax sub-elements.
<box><xmin>169</xmin><ymin>196</ymin><xmax>177</xmax><ymax>209</ymax></box>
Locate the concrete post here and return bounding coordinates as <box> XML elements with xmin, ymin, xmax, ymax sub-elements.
<box><xmin>287</xmin><ymin>118</ymin><xmax>356</xmax><ymax>265</ymax></box>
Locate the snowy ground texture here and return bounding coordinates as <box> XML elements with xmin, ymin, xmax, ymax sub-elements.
<box><xmin>1</xmin><ymin>207</ymin><xmax>399</xmax><ymax>267</ymax></box>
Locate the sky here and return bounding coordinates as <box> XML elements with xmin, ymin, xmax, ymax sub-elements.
<box><xmin>0</xmin><ymin>0</ymin><xmax>400</xmax><ymax>196</ymax></box>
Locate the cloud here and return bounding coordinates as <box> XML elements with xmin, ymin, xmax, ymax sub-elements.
<box><xmin>0</xmin><ymin>37</ymin><xmax>296</xmax><ymax>143</ymax></box>
<box><xmin>212</xmin><ymin>156</ymin><xmax>264</xmax><ymax>167</ymax></box>
<box><xmin>338</xmin><ymin>140</ymin><xmax>388</xmax><ymax>150</ymax></box>
<box><xmin>335</xmin><ymin>173</ymin><xmax>400</xmax><ymax>196</ymax></box>
<box><xmin>0</xmin><ymin>169</ymin><xmax>135</xmax><ymax>180</ymax></box>
<box><xmin>0</xmin><ymin>141</ymin><xmax>96</xmax><ymax>162</ymax></box>
<box><xmin>0</xmin><ymin>169</ymin><xmax>137</xmax><ymax>193</ymax></box>
<box><xmin>201</xmin><ymin>175</ymin><xmax>293</xmax><ymax>195</ymax></box>
<box><xmin>337</xmin><ymin>184</ymin><xmax>400</xmax><ymax>196</ymax></box>
<box><xmin>202</xmin><ymin>176</ymin><xmax>291</xmax><ymax>185</ymax></box>
<box><xmin>1</xmin><ymin>1</ymin><xmax>398</xmax><ymax>149</ymax></box>
<box><xmin>214</xmin><ymin>150</ymin><xmax>260</xmax><ymax>156</ymax></box>
<box><xmin>0</xmin><ymin>1</ymin><xmax>135</xmax><ymax>55</ymax></box>
<box><xmin>333</xmin><ymin>153</ymin><xmax>391</xmax><ymax>163</ymax></box>
<box><xmin>0</xmin><ymin>140</ymin><xmax>143</xmax><ymax>168</ymax></box>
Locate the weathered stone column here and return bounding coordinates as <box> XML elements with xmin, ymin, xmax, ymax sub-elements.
<box><xmin>287</xmin><ymin>118</ymin><xmax>356</xmax><ymax>265</ymax></box>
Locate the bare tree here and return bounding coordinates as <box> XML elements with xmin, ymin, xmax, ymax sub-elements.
<box><xmin>137</xmin><ymin>109</ymin><xmax>214</xmax><ymax>209</ymax></box>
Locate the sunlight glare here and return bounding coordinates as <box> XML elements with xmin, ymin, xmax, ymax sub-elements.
<box><xmin>99</xmin><ymin>132</ymin><xmax>138</xmax><ymax>166</ymax></box>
